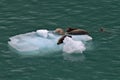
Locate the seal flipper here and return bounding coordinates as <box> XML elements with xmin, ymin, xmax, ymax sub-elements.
<box><xmin>57</xmin><ymin>35</ymin><xmax>72</xmax><ymax>45</ymax></box>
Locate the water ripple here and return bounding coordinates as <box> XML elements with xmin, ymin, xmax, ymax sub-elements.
<box><xmin>0</xmin><ymin>0</ymin><xmax>120</xmax><ymax>80</ymax></box>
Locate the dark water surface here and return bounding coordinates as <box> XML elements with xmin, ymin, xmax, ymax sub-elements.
<box><xmin>0</xmin><ymin>0</ymin><xmax>120</xmax><ymax>80</ymax></box>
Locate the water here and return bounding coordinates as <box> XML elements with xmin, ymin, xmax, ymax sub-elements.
<box><xmin>0</xmin><ymin>0</ymin><xmax>120</xmax><ymax>80</ymax></box>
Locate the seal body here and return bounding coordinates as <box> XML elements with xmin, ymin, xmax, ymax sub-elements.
<box><xmin>66</xmin><ymin>28</ymin><xmax>78</xmax><ymax>32</ymax></box>
<box><xmin>66</xmin><ymin>28</ymin><xmax>89</xmax><ymax>35</ymax></box>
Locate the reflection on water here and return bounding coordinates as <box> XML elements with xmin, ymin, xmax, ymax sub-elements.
<box><xmin>63</xmin><ymin>53</ymin><xmax>85</xmax><ymax>62</ymax></box>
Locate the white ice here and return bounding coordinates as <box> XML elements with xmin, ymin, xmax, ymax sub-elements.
<box><xmin>8</xmin><ymin>29</ymin><xmax>92</xmax><ymax>55</ymax></box>
<box><xmin>63</xmin><ymin>37</ymin><xmax>86</xmax><ymax>54</ymax></box>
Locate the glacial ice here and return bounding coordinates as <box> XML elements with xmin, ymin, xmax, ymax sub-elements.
<box><xmin>8</xmin><ymin>29</ymin><xmax>92</xmax><ymax>55</ymax></box>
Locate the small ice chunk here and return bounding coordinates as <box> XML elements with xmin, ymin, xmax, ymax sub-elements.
<box><xmin>8</xmin><ymin>30</ymin><xmax>93</xmax><ymax>55</ymax></box>
<box><xmin>63</xmin><ymin>37</ymin><xmax>86</xmax><ymax>54</ymax></box>
<box><xmin>36</xmin><ymin>29</ymin><xmax>49</xmax><ymax>38</ymax></box>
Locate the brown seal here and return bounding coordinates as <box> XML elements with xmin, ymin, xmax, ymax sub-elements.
<box><xmin>54</xmin><ymin>28</ymin><xmax>65</xmax><ymax>35</ymax></box>
<box><xmin>57</xmin><ymin>35</ymin><xmax>72</xmax><ymax>45</ymax></box>
<box><xmin>66</xmin><ymin>28</ymin><xmax>89</xmax><ymax>35</ymax></box>
<box><xmin>66</xmin><ymin>28</ymin><xmax>78</xmax><ymax>32</ymax></box>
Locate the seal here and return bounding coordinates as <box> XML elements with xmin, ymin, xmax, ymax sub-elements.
<box><xmin>66</xmin><ymin>28</ymin><xmax>89</xmax><ymax>35</ymax></box>
<box><xmin>57</xmin><ymin>35</ymin><xmax>72</xmax><ymax>45</ymax></box>
<box><xmin>66</xmin><ymin>28</ymin><xmax>78</xmax><ymax>32</ymax></box>
<box><xmin>54</xmin><ymin>28</ymin><xmax>65</xmax><ymax>35</ymax></box>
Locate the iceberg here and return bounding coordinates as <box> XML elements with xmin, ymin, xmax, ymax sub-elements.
<box><xmin>8</xmin><ymin>29</ymin><xmax>92</xmax><ymax>55</ymax></box>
